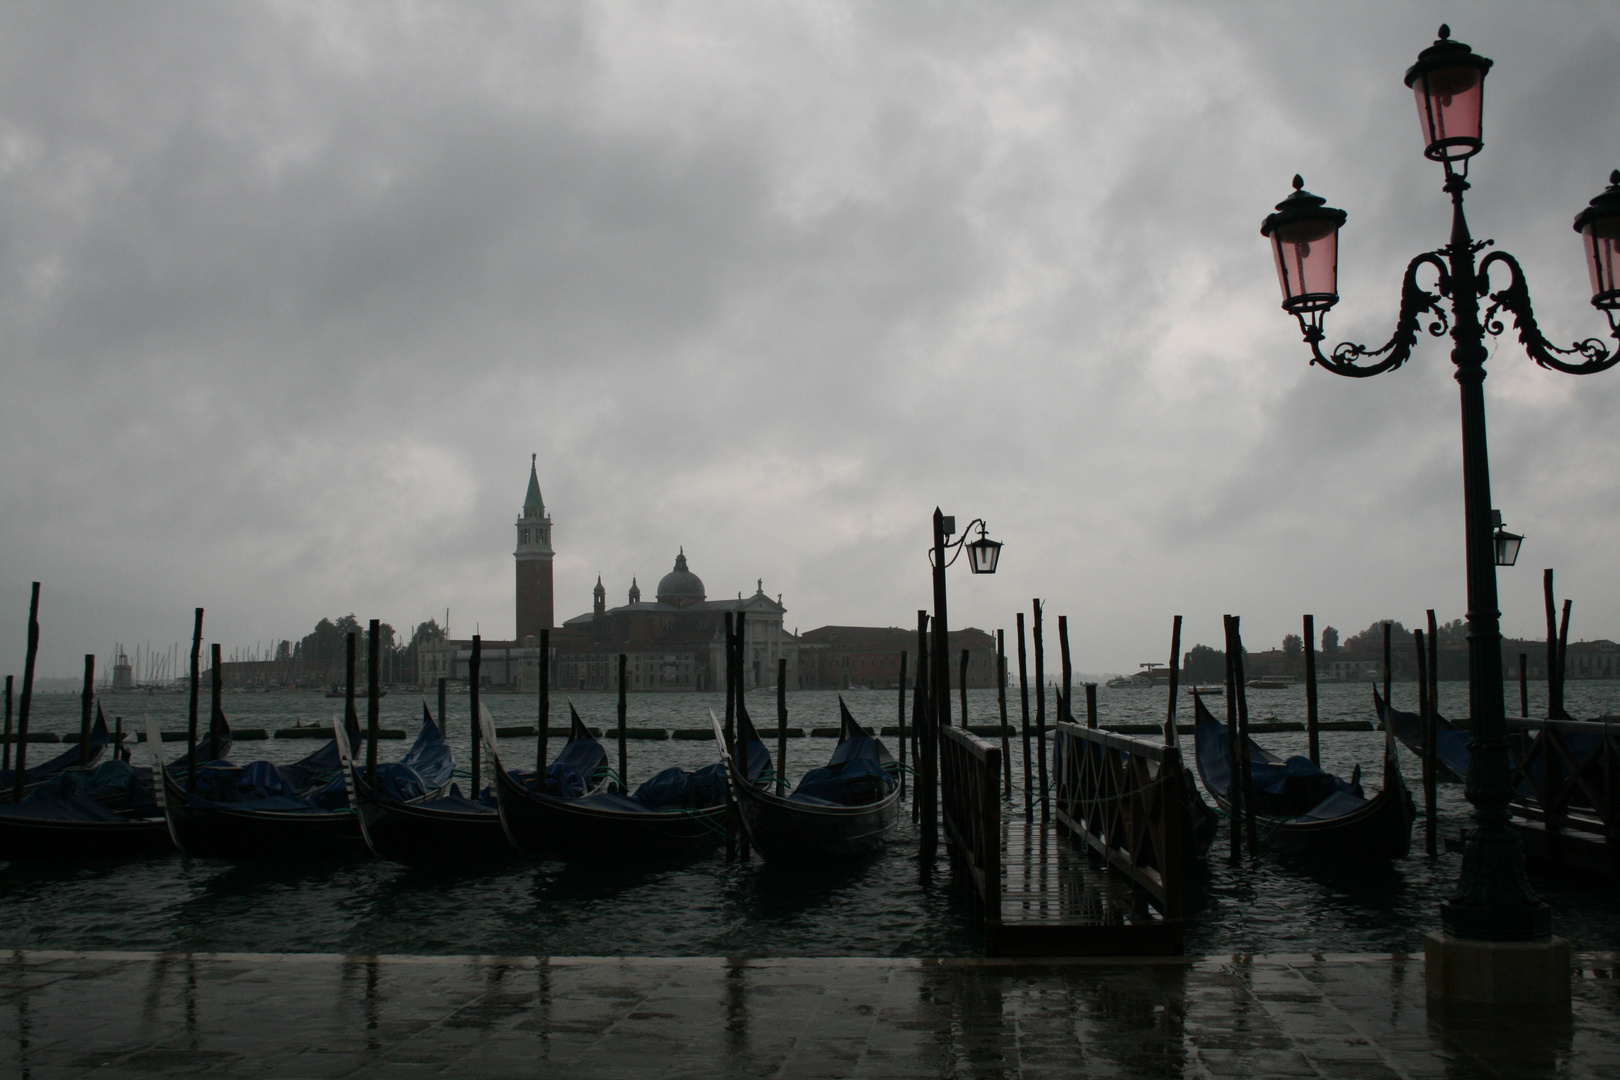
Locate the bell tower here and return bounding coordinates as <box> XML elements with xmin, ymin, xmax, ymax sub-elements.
<box><xmin>515</xmin><ymin>455</ymin><xmax>554</xmax><ymax>642</ymax></box>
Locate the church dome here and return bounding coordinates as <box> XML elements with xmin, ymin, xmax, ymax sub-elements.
<box><xmin>655</xmin><ymin>549</ymin><xmax>706</xmax><ymax>607</ymax></box>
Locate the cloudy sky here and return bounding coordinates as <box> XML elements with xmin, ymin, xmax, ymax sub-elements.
<box><xmin>3</xmin><ymin>2</ymin><xmax>1618</xmax><ymax>680</ymax></box>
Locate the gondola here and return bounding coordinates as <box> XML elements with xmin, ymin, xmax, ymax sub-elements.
<box><xmin>0</xmin><ymin>708</ymin><xmax>112</xmax><ymax>798</ymax></box>
<box><xmin>1372</xmin><ymin>687</ymin><xmax>1470</xmax><ymax>781</ymax></box>
<box><xmin>1192</xmin><ymin>692</ymin><xmax>1414</xmax><ymax>860</ymax></box>
<box><xmin>0</xmin><ymin>711</ymin><xmax>230</xmax><ymax>861</ymax></box>
<box><xmin>335</xmin><ymin>703</ymin><xmax>512</xmax><ymax>865</ymax></box>
<box><xmin>715</xmin><ymin>697</ymin><xmax>901</xmax><ymax>862</ymax></box>
<box><xmin>488</xmin><ymin>703</ymin><xmax>728</xmax><ymax>860</ymax></box>
<box><xmin>157</xmin><ymin>712</ymin><xmax>371</xmax><ymax>861</ymax></box>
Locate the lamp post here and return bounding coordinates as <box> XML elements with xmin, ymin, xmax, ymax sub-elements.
<box><xmin>924</xmin><ymin>509</ymin><xmax>1002</xmax><ymax>857</ymax></box>
<box><xmin>1262</xmin><ymin>26</ymin><xmax>1619</xmax><ymax>983</ymax></box>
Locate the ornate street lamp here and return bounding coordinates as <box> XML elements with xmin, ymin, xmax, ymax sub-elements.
<box><xmin>1262</xmin><ymin>26</ymin><xmax>1620</xmax><ymax>968</ymax></box>
<box><xmin>921</xmin><ymin>510</ymin><xmax>1002</xmax><ymax>857</ymax></box>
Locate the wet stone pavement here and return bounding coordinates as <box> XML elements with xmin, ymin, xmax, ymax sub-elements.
<box><xmin>1</xmin><ymin>951</ymin><xmax>1616</xmax><ymax>1079</ymax></box>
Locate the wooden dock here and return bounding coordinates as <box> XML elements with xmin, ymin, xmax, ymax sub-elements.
<box><xmin>940</xmin><ymin>723</ymin><xmax>1184</xmax><ymax>958</ymax></box>
<box><xmin>988</xmin><ymin>815</ymin><xmax>1177</xmax><ymax>957</ymax></box>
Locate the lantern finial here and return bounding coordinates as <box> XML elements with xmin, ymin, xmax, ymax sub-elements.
<box><xmin>1292</xmin><ymin>174</ymin><xmax>1304</xmax><ymax>191</ymax></box>
<box><xmin>1437</xmin><ymin>24</ymin><xmax>1450</xmax><ymax>41</ymax></box>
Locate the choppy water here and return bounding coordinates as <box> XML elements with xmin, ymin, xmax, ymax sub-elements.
<box><xmin>1</xmin><ymin>681</ymin><xmax>1615</xmax><ymax>956</ymax></box>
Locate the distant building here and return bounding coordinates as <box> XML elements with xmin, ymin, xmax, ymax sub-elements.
<box><xmin>413</xmin><ymin>459</ymin><xmax>1003</xmax><ymax>695</ymax></box>
<box><xmin>416</xmin><ymin>462</ymin><xmax>795</xmax><ymax>692</ymax></box>
<box><xmin>797</xmin><ymin>625</ymin><xmax>998</xmax><ymax>690</ymax></box>
<box><xmin>549</xmin><ymin>551</ymin><xmax>794</xmax><ymax>692</ymax></box>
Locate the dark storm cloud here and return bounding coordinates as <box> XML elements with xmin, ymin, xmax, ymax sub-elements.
<box><xmin>1</xmin><ymin>1</ymin><xmax>1617</xmax><ymax>676</ymax></box>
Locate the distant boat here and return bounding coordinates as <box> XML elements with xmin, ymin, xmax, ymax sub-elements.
<box><xmin>1105</xmin><ymin>675</ymin><xmax>1152</xmax><ymax>689</ymax></box>
<box><xmin>326</xmin><ymin>686</ymin><xmax>387</xmax><ymax>699</ymax></box>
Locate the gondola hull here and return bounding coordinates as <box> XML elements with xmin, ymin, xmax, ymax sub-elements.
<box><xmin>356</xmin><ymin>798</ymin><xmax>514</xmax><ymax>865</ymax></box>
<box><xmin>0</xmin><ymin>814</ymin><xmax>173</xmax><ymax>861</ymax></box>
<box><xmin>1373</xmin><ymin>688</ymin><xmax>1469</xmax><ymax>782</ymax></box>
<box><xmin>732</xmin><ymin>778</ymin><xmax>901</xmax><ymax>861</ymax></box>
<box><xmin>1203</xmin><ymin>781</ymin><xmax>1413</xmax><ymax>860</ymax></box>
<box><xmin>1193</xmin><ymin>697</ymin><xmax>1414</xmax><ymax>861</ymax></box>
<box><xmin>165</xmin><ymin>797</ymin><xmax>366</xmax><ymax>860</ymax></box>
<box><xmin>492</xmin><ymin>764</ymin><xmax>726</xmax><ymax>860</ymax></box>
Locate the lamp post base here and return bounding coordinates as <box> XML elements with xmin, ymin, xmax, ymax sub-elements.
<box><xmin>1424</xmin><ymin>931</ymin><xmax>1570</xmax><ymax>1006</ymax></box>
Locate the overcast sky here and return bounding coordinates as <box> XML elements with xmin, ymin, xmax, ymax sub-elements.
<box><xmin>3</xmin><ymin>2</ymin><xmax>1619</xmax><ymax>680</ymax></box>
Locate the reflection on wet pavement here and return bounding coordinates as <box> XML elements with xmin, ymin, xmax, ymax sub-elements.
<box><xmin>1</xmin><ymin>950</ymin><xmax>1615</xmax><ymax>1077</ymax></box>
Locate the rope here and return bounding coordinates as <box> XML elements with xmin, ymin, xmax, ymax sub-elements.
<box><xmin>679</xmin><ymin>805</ymin><xmax>730</xmax><ymax>837</ymax></box>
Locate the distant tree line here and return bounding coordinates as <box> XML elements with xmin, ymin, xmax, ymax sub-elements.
<box><xmin>288</xmin><ymin>615</ymin><xmax>447</xmax><ymax>683</ymax></box>
<box><xmin>1183</xmin><ymin>616</ymin><xmax>1470</xmax><ymax>681</ymax></box>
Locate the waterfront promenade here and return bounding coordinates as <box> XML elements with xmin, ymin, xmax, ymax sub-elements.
<box><xmin>3</xmin><ymin>950</ymin><xmax>1615</xmax><ymax>1078</ymax></box>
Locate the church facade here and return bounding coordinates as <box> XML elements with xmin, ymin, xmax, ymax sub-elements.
<box><xmin>418</xmin><ymin>461</ymin><xmax>798</xmax><ymax>692</ymax></box>
<box><xmin>417</xmin><ymin>459</ymin><xmax>999</xmax><ymax>694</ymax></box>
<box><xmin>552</xmin><ymin>551</ymin><xmax>795</xmax><ymax>692</ymax></box>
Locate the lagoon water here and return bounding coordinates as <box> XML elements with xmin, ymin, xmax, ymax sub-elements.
<box><xmin>1</xmin><ymin>680</ymin><xmax>1615</xmax><ymax>957</ymax></box>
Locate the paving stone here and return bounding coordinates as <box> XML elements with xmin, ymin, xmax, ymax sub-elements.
<box><xmin>0</xmin><ymin>952</ymin><xmax>1615</xmax><ymax>1077</ymax></box>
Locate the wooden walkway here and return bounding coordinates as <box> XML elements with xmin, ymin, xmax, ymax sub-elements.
<box><xmin>987</xmin><ymin>815</ymin><xmax>1178</xmax><ymax>957</ymax></box>
<box><xmin>940</xmin><ymin>723</ymin><xmax>1185</xmax><ymax>958</ymax></box>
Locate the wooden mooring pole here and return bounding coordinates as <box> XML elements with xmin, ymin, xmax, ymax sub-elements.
<box><xmin>12</xmin><ymin>583</ymin><xmax>41</xmax><ymax>802</ymax></box>
<box><xmin>732</xmin><ymin>613</ymin><xmax>749</xmax><ymax>861</ymax></box>
<box><xmin>616</xmin><ymin>653</ymin><xmax>628</xmax><ymax>797</ymax></box>
<box><xmin>1304</xmin><ymin>613</ymin><xmax>1320</xmax><ymax>765</ymax></box>
<box><xmin>958</xmin><ymin>649</ymin><xmax>969</xmax><ymax>730</ymax></box>
<box><xmin>776</xmin><ymin>657</ymin><xmax>788</xmax><ymax>796</ymax></box>
<box><xmin>1015</xmin><ymin>611</ymin><xmax>1032</xmax><ymax>821</ymax></box>
<box><xmin>344</xmin><ymin>632</ymin><xmax>357</xmax><ymax>744</ymax></box>
<box><xmin>437</xmin><ymin>677</ymin><xmax>447</xmax><ymax>734</ymax></box>
<box><xmin>1085</xmin><ymin>683</ymin><xmax>1097</xmax><ymax>729</ymax></box>
<box><xmin>1544</xmin><ymin>569</ymin><xmax>1560</xmax><ymax>718</ymax></box>
<box><xmin>996</xmin><ymin>630</ymin><xmax>1011</xmax><ymax>798</ymax></box>
<box><xmin>897</xmin><ymin>650</ymin><xmax>908</xmax><ymax>800</ymax></box>
<box><xmin>1519</xmin><ymin>653</ymin><xmax>1529</xmax><ymax>717</ymax></box>
<box><xmin>912</xmin><ymin>612</ymin><xmax>929</xmax><ymax>824</ymax></box>
<box><xmin>537</xmin><ymin>627</ymin><xmax>550</xmax><ymax>775</ymax></box>
<box><xmin>1032</xmin><ymin>599</ymin><xmax>1048</xmax><ymax>822</ymax></box>
<box><xmin>1058</xmin><ymin>615</ymin><xmax>1073</xmax><ymax>726</ymax></box>
<box><xmin>724</xmin><ymin>613</ymin><xmax>737</xmax><ymax>858</ymax></box>
<box><xmin>1416</xmin><ymin>628</ymin><xmax>1436</xmax><ymax>856</ymax></box>
<box><xmin>2</xmin><ymin>675</ymin><xmax>12</xmax><ymax>773</ymax></box>
<box><xmin>1222</xmin><ymin>616</ymin><xmax>1243</xmax><ymax>861</ymax></box>
<box><xmin>78</xmin><ymin>654</ymin><xmax>94</xmax><ymax>765</ymax></box>
<box><xmin>210</xmin><ymin>643</ymin><xmax>223</xmax><ymax>752</ymax></box>
<box><xmin>367</xmin><ymin>619</ymin><xmax>381</xmax><ymax>784</ymax></box>
<box><xmin>1163</xmin><ymin>615</ymin><xmax>1182</xmax><ymax>746</ymax></box>
<box><xmin>1228</xmin><ymin>617</ymin><xmax>1257</xmax><ymax>853</ymax></box>
<box><xmin>186</xmin><ymin>607</ymin><xmax>203</xmax><ymax>793</ymax></box>
<box><xmin>1557</xmin><ymin>598</ymin><xmax>1572</xmax><ymax>720</ymax></box>
<box><xmin>469</xmin><ymin>636</ymin><xmax>482</xmax><ymax>794</ymax></box>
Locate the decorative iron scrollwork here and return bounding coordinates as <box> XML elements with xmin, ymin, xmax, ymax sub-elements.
<box><xmin>1479</xmin><ymin>251</ymin><xmax>1620</xmax><ymax>374</ymax></box>
<box><xmin>1297</xmin><ymin>252</ymin><xmax>1451</xmax><ymax>377</ymax></box>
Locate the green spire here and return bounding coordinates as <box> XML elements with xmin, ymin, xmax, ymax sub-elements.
<box><xmin>524</xmin><ymin>453</ymin><xmax>543</xmax><ymax>510</ymax></box>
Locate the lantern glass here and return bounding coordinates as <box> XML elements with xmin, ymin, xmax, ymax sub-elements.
<box><xmin>1580</xmin><ymin>215</ymin><xmax>1620</xmax><ymax>310</ymax></box>
<box><xmin>1412</xmin><ymin>63</ymin><xmax>1485</xmax><ymax>162</ymax></box>
<box><xmin>1269</xmin><ymin>219</ymin><xmax>1340</xmax><ymax>313</ymax></box>
<box><xmin>1494</xmin><ymin>527</ymin><xmax>1523</xmax><ymax>567</ymax></box>
<box><xmin>966</xmin><ymin>537</ymin><xmax>1002</xmax><ymax>575</ymax></box>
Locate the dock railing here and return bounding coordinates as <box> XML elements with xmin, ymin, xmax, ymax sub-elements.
<box><xmin>1507</xmin><ymin>716</ymin><xmax>1618</xmax><ymax>869</ymax></box>
<box><xmin>1051</xmin><ymin>721</ymin><xmax>1185</xmax><ymax>922</ymax></box>
<box><xmin>939</xmin><ymin>724</ymin><xmax>1002</xmax><ymax>929</ymax></box>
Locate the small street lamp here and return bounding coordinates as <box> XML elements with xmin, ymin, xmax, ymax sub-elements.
<box><xmin>1492</xmin><ymin>511</ymin><xmax>1523</xmax><ymax>568</ymax></box>
<box><xmin>1262</xmin><ymin>25</ymin><xmax>1617</xmax><ymax>998</ymax></box>
<box><xmin>922</xmin><ymin>510</ymin><xmax>1002</xmax><ymax>858</ymax></box>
